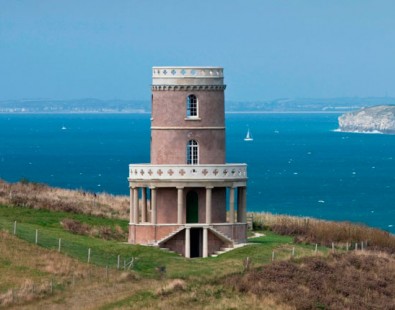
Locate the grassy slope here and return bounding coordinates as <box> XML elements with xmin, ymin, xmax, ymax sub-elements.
<box><xmin>0</xmin><ymin>204</ymin><xmax>326</xmax><ymax>309</ymax></box>
<box><xmin>1</xmin><ymin>179</ymin><xmax>394</xmax><ymax>309</ymax></box>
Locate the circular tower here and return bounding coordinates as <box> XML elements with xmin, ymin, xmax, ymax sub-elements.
<box><xmin>128</xmin><ymin>66</ymin><xmax>248</xmax><ymax>258</ymax></box>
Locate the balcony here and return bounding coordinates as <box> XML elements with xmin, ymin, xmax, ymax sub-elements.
<box><xmin>129</xmin><ymin>164</ymin><xmax>247</xmax><ymax>181</ymax></box>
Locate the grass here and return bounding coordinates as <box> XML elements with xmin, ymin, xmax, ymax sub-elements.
<box><xmin>225</xmin><ymin>251</ymin><xmax>395</xmax><ymax>309</ymax></box>
<box><xmin>0</xmin><ymin>203</ymin><xmax>327</xmax><ymax>308</ymax></box>
<box><xmin>1</xmin><ymin>179</ymin><xmax>395</xmax><ymax>308</ymax></box>
<box><xmin>251</xmin><ymin>212</ymin><xmax>395</xmax><ymax>253</ymax></box>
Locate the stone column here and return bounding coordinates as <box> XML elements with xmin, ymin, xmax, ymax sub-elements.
<box><xmin>151</xmin><ymin>187</ymin><xmax>157</xmax><ymax>224</ymax></box>
<box><xmin>177</xmin><ymin>187</ymin><xmax>184</xmax><ymax>224</ymax></box>
<box><xmin>242</xmin><ymin>187</ymin><xmax>247</xmax><ymax>223</ymax></box>
<box><xmin>129</xmin><ymin>187</ymin><xmax>134</xmax><ymax>224</ymax></box>
<box><xmin>141</xmin><ymin>187</ymin><xmax>147</xmax><ymax>223</ymax></box>
<box><xmin>203</xmin><ymin>227</ymin><xmax>208</xmax><ymax>258</ymax></box>
<box><xmin>237</xmin><ymin>187</ymin><xmax>243</xmax><ymax>223</ymax></box>
<box><xmin>205</xmin><ymin>187</ymin><xmax>213</xmax><ymax>224</ymax></box>
<box><xmin>133</xmin><ymin>187</ymin><xmax>139</xmax><ymax>224</ymax></box>
<box><xmin>229</xmin><ymin>187</ymin><xmax>235</xmax><ymax>224</ymax></box>
<box><xmin>185</xmin><ymin>227</ymin><xmax>191</xmax><ymax>258</ymax></box>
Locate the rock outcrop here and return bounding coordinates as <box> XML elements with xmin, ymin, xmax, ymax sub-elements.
<box><xmin>338</xmin><ymin>105</ymin><xmax>395</xmax><ymax>134</ymax></box>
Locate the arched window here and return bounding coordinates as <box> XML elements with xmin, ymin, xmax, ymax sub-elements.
<box><xmin>186</xmin><ymin>140</ymin><xmax>199</xmax><ymax>165</ymax></box>
<box><xmin>186</xmin><ymin>94</ymin><xmax>198</xmax><ymax>118</ymax></box>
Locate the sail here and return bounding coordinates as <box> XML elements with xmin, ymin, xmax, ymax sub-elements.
<box><xmin>244</xmin><ymin>129</ymin><xmax>253</xmax><ymax>141</ymax></box>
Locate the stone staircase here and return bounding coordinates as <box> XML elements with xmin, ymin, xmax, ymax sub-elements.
<box><xmin>155</xmin><ymin>226</ymin><xmax>185</xmax><ymax>247</ymax></box>
<box><xmin>209</xmin><ymin>226</ymin><xmax>234</xmax><ymax>246</ymax></box>
<box><xmin>211</xmin><ymin>242</ymin><xmax>250</xmax><ymax>257</ymax></box>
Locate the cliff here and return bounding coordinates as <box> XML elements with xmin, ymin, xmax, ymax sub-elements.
<box><xmin>338</xmin><ymin>105</ymin><xmax>395</xmax><ymax>134</ymax></box>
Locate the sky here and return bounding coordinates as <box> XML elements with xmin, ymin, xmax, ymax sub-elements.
<box><xmin>1</xmin><ymin>0</ymin><xmax>394</xmax><ymax>101</ymax></box>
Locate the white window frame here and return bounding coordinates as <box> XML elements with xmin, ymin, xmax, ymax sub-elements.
<box><xmin>186</xmin><ymin>140</ymin><xmax>199</xmax><ymax>165</ymax></box>
<box><xmin>186</xmin><ymin>94</ymin><xmax>198</xmax><ymax>118</ymax></box>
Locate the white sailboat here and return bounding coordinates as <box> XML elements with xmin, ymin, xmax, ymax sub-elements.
<box><xmin>244</xmin><ymin>128</ymin><xmax>253</xmax><ymax>141</ymax></box>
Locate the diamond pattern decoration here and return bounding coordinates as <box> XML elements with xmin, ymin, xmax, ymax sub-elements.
<box><xmin>168</xmin><ymin>169</ymin><xmax>174</xmax><ymax>176</ymax></box>
<box><xmin>163</xmin><ymin>70</ymin><xmax>167</xmax><ymax>75</ymax></box>
<box><xmin>140</xmin><ymin>169</ymin><xmax>145</xmax><ymax>175</ymax></box>
<box><xmin>148</xmin><ymin>169</ymin><xmax>153</xmax><ymax>176</ymax></box>
<box><xmin>171</xmin><ymin>69</ymin><xmax>176</xmax><ymax>75</ymax></box>
<box><xmin>202</xmin><ymin>169</ymin><xmax>208</xmax><ymax>176</ymax></box>
<box><xmin>179</xmin><ymin>169</ymin><xmax>186</xmax><ymax>176</ymax></box>
<box><xmin>213</xmin><ymin>169</ymin><xmax>219</xmax><ymax>175</ymax></box>
<box><xmin>157</xmin><ymin>169</ymin><xmax>163</xmax><ymax>176</ymax></box>
<box><xmin>181</xmin><ymin>69</ymin><xmax>186</xmax><ymax>75</ymax></box>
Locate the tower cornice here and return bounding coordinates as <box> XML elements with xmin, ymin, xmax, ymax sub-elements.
<box><xmin>152</xmin><ymin>85</ymin><xmax>226</xmax><ymax>91</ymax></box>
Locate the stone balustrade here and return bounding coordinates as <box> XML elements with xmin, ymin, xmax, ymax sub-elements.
<box><xmin>129</xmin><ymin>164</ymin><xmax>247</xmax><ymax>181</ymax></box>
<box><xmin>152</xmin><ymin>67</ymin><xmax>223</xmax><ymax>78</ymax></box>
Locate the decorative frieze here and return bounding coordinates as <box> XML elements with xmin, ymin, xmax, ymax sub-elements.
<box><xmin>129</xmin><ymin>164</ymin><xmax>247</xmax><ymax>181</ymax></box>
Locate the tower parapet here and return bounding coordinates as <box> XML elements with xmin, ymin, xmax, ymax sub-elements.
<box><xmin>152</xmin><ymin>67</ymin><xmax>225</xmax><ymax>91</ymax></box>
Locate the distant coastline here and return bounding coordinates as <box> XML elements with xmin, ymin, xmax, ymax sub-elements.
<box><xmin>1</xmin><ymin>97</ymin><xmax>395</xmax><ymax>114</ymax></box>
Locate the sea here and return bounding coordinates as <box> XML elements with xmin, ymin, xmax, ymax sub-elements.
<box><xmin>0</xmin><ymin>113</ymin><xmax>394</xmax><ymax>233</ymax></box>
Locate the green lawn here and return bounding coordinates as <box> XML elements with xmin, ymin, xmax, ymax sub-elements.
<box><xmin>0</xmin><ymin>204</ymin><xmax>328</xmax><ymax>279</ymax></box>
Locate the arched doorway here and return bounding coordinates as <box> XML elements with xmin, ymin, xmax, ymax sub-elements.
<box><xmin>186</xmin><ymin>190</ymin><xmax>198</xmax><ymax>223</ymax></box>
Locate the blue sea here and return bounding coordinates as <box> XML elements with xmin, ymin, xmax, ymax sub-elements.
<box><xmin>0</xmin><ymin>113</ymin><xmax>394</xmax><ymax>233</ymax></box>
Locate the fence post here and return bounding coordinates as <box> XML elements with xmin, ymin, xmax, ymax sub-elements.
<box><xmin>314</xmin><ymin>243</ymin><xmax>318</xmax><ymax>254</ymax></box>
<box><xmin>291</xmin><ymin>247</ymin><xmax>295</xmax><ymax>257</ymax></box>
<box><xmin>332</xmin><ymin>242</ymin><xmax>335</xmax><ymax>253</ymax></box>
<box><xmin>361</xmin><ymin>241</ymin><xmax>364</xmax><ymax>251</ymax></box>
<box><xmin>35</xmin><ymin>229</ymin><xmax>38</xmax><ymax>244</ymax></box>
<box><xmin>355</xmin><ymin>243</ymin><xmax>358</xmax><ymax>251</ymax></box>
<box><xmin>271</xmin><ymin>251</ymin><xmax>275</xmax><ymax>262</ymax></box>
<box><xmin>346</xmin><ymin>242</ymin><xmax>349</xmax><ymax>251</ymax></box>
<box><xmin>50</xmin><ymin>279</ymin><xmax>53</xmax><ymax>294</ymax></box>
<box><xmin>117</xmin><ymin>255</ymin><xmax>120</xmax><ymax>270</ymax></box>
<box><xmin>88</xmin><ymin>248</ymin><xmax>91</xmax><ymax>263</ymax></box>
<box><xmin>13</xmin><ymin>221</ymin><xmax>17</xmax><ymax>235</ymax></box>
<box><xmin>58</xmin><ymin>238</ymin><xmax>62</xmax><ymax>253</ymax></box>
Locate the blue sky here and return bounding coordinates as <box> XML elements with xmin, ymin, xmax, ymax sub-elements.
<box><xmin>1</xmin><ymin>0</ymin><xmax>394</xmax><ymax>101</ymax></box>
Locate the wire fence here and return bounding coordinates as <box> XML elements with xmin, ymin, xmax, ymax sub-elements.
<box><xmin>0</xmin><ymin>263</ymin><xmax>136</xmax><ymax>308</ymax></box>
<box><xmin>0</xmin><ymin>219</ymin><xmax>140</xmax><ymax>270</ymax></box>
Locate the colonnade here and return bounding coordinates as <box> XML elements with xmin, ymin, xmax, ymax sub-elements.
<box><xmin>129</xmin><ymin>186</ymin><xmax>247</xmax><ymax>225</ymax></box>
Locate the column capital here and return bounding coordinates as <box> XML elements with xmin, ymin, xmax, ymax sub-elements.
<box><xmin>205</xmin><ymin>186</ymin><xmax>214</xmax><ymax>190</ymax></box>
<box><xmin>149</xmin><ymin>186</ymin><xmax>157</xmax><ymax>190</ymax></box>
<box><xmin>176</xmin><ymin>186</ymin><xmax>184</xmax><ymax>190</ymax></box>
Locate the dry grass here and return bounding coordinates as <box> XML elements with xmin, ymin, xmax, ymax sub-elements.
<box><xmin>0</xmin><ymin>179</ymin><xmax>129</xmax><ymax>219</ymax></box>
<box><xmin>0</xmin><ymin>230</ymin><xmax>163</xmax><ymax>309</ymax></box>
<box><xmin>60</xmin><ymin>218</ymin><xmax>126</xmax><ymax>240</ymax></box>
<box><xmin>226</xmin><ymin>251</ymin><xmax>395</xmax><ymax>310</ymax></box>
<box><xmin>251</xmin><ymin>212</ymin><xmax>395</xmax><ymax>253</ymax></box>
<box><xmin>0</xmin><ymin>230</ymin><xmax>90</xmax><ymax>307</ymax></box>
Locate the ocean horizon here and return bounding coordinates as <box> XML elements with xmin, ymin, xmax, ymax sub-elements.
<box><xmin>0</xmin><ymin>113</ymin><xmax>394</xmax><ymax>233</ymax></box>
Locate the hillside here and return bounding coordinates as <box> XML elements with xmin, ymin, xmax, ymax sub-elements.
<box><xmin>2</xmin><ymin>97</ymin><xmax>395</xmax><ymax>113</ymax></box>
<box><xmin>1</xmin><ymin>179</ymin><xmax>395</xmax><ymax>309</ymax></box>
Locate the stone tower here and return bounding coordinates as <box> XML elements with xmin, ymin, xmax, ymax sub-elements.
<box><xmin>128</xmin><ymin>66</ymin><xmax>247</xmax><ymax>258</ymax></box>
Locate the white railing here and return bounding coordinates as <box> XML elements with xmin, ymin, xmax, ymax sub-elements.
<box><xmin>129</xmin><ymin>164</ymin><xmax>247</xmax><ymax>181</ymax></box>
<box><xmin>152</xmin><ymin>67</ymin><xmax>223</xmax><ymax>78</ymax></box>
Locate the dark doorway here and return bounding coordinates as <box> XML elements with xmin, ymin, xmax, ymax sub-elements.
<box><xmin>190</xmin><ymin>228</ymin><xmax>202</xmax><ymax>258</ymax></box>
<box><xmin>186</xmin><ymin>191</ymin><xmax>199</xmax><ymax>223</ymax></box>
